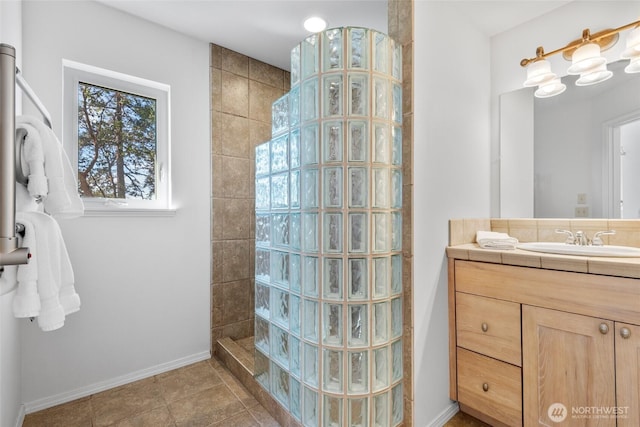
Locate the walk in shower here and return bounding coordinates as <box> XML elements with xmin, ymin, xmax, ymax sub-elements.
<box><xmin>254</xmin><ymin>27</ymin><xmax>403</xmax><ymax>426</ymax></box>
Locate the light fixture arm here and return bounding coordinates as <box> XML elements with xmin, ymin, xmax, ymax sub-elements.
<box><xmin>520</xmin><ymin>19</ymin><xmax>640</xmax><ymax>67</ymax></box>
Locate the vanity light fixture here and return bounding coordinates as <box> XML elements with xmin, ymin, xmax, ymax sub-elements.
<box><xmin>520</xmin><ymin>18</ymin><xmax>640</xmax><ymax>98</ymax></box>
<box><xmin>303</xmin><ymin>16</ymin><xmax>327</xmax><ymax>33</ymax></box>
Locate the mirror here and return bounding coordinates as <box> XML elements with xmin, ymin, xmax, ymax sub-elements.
<box><xmin>500</xmin><ymin>60</ymin><xmax>640</xmax><ymax>219</ymax></box>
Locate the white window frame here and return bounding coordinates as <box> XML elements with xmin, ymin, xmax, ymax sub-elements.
<box><xmin>63</xmin><ymin>59</ymin><xmax>173</xmax><ymax>215</ymax></box>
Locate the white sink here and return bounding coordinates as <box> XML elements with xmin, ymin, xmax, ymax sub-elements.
<box><xmin>517</xmin><ymin>242</ymin><xmax>640</xmax><ymax>257</ymax></box>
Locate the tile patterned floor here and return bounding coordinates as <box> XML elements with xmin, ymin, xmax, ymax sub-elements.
<box><xmin>22</xmin><ymin>358</ymin><xmax>280</xmax><ymax>427</ymax></box>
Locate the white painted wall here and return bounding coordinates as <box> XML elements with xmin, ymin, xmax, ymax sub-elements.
<box><xmin>621</xmin><ymin>120</ymin><xmax>640</xmax><ymax>218</ymax></box>
<box><xmin>413</xmin><ymin>2</ymin><xmax>492</xmax><ymax>425</ymax></box>
<box><xmin>20</xmin><ymin>0</ymin><xmax>210</xmax><ymax>410</ymax></box>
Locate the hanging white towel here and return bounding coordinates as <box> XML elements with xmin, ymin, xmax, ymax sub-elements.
<box><xmin>476</xmin><ymin>231</ymin><xmax>519</xmax><ymax>250</ymax></box>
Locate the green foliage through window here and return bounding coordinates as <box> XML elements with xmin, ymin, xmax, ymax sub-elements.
<box><xmin>77</xmin><ymin>82</ymin><xmax>157</xmax><ymax>200</ymax></box>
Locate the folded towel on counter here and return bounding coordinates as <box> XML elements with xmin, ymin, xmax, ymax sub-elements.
<box><xmin>476</xmin><ymin>231</ymin><xmax>519</xmax><ymax>250</ymax></box>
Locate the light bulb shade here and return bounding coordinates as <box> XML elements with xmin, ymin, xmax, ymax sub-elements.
<box><xmin>621</xmin><ymin>26</ymin><xmax>640</xmax><ymax>59</ymax></box>
<box><xmin>534</xmin><ymin>77</ymin><xmax>566</xmax><ymax>98</ymax></box>
<box><xmin>575</xmin><ymin>63</ymin><xmax>613</xmax><ymax>86</ymax></box>
<box><xmin>567</xmin><ymin>43</ymin><xmax>607</xmax><ymax>75</ymax></box>
<box><xmin>523</xmin><ymin>59</ymin><xmax>556</xmax><ymax>87</ymax></box>
<box><xmin>625</xmin><ymin>56</ymin><xmax>640</xmax><ymax>73</ymax></box>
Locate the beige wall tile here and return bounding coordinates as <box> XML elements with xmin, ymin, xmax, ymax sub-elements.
<box><xmin>607</xmin><ymin>220</ymin><xmax>640</xmax><ymax>247</ymax></box>
<box><xmin>211</xmin><ymin>67</ymin><xmax>222</xmax><ymax>112</ymax></box>
<box><xmin>221</xmin><ymin>71</ymin><xmax>249</xmax><ymax>117</ymax></box>
<box><xmin>249</xmin><ymin>58</ymin><xmax>284</xmax><ymax>88</ymax></box>
<box><xmin>448</xmin><ymin>219</ymin><xmax>465</xmax><ymax>246</ymax></box>
<box><xmin>508</xmin><ymin>219</ymin><xmax>538</xmax><ymax>242</ymax></box>
<box><xmin>222</xmin><ymin>157</ymin><xmax>251</xmax><ymax>198</ymax></box>
<box><xmin>212</xmin><ymin>199</ymin><xmax>224</xmax><ymax>240</ymax></box>
<box><xmin>221</xmin><ymin>113</ymin><xmax>250</xmax><ymax>158</ymax></box>
<box><xmin>221</xmin><ymin>47</ymin><xmax>249</xmax><ymax>77</ymax></box>
<box><xmin>249</xmin><ymin>120</ymin><xmax>273</xmax><ymax>155</ymax></box>
<box><xmin>463</xmin><ymin>218</ymin><xmax>491</xmax><ymax>243</ymax></box>
<box><xmin>210</xmin><ymin>44</ymin><xmax>222</xmax><ymax>69</ymax></box>
<box><xmin>222</xmin><ymin>280</ymin><xmax>251</xmax><ymax>324</ymax></box>
<box><xmin>536</xmin><ymin>219</ymin><xmax>571</xmax><ymax>242</ymax></box>
<box><xmin>222</xmin><ymin>240</ymin><xmax>251</xmax><ymax>282</ymax></box>
<box><xmin>402</xmin><ymin>114</ymin><xmax>413</xmax><ymax>185</ymax></box>
<box><xmin>211</xmin><ymin>112</ymin><xmax>223</xmax><ymax>155</ymax></box>
<box><xmin>490</xmin><ymin>219</ymin><xmax>509</xmax><ymax>233</ymax></box>
<box><xmin>249</xmin><ymin>80</ymin><xmax>283</xmax><ymax>122</ymax></box>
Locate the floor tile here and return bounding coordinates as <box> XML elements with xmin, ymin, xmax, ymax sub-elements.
<box><xmin>210</xmin><ymin>410</ymin><xmax>259</xmax><ymax>427</ymax></box>
<box><xmin>157</xmin><ymin>360</ymin><xmax>223</xmax><ymax>403</ymax></box>
<box><xmin>23</xmin><ymin>398</ymin><xmax>92</xmax><ymax>427</ymax></box>
<box><xmin>168</xmin><ymin>383</ymin><xmax>245</xmax><ymax>426</ymax></box>
<box><xmin>92</xmin><ymin>377</ymin><xmax>166</xmax><ymax>427</ymax></box>
<box><xmin>248</xmin><ymin>405</ymin><xmax>281</xmax><ymax>427</ymax></box>
<box><xmin>113</xmin><ymin>406</ymin><xmax>176</xmax><ymax>427</ymax></box>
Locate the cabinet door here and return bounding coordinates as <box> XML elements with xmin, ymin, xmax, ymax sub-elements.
<box><xmin>523</xmin><ymin>306</ymin><xmax>615</xmax><ymax>426</ymax></box>
<box><xmin>616</xmin><ymin>322</ymin><xmax>640</xmax><ymax>427</ymax></box>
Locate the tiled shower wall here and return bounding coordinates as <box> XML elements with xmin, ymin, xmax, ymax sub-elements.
<box><xmin>210</xmin><ymin>44</ymin><xmax>290</xmax><ymax>346</ymax></box>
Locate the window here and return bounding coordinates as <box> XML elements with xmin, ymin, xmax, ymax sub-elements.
<box><xmin>63</xmin><ymin>60</ymin><xmax>171</xmax><ymax>213</ymax></box>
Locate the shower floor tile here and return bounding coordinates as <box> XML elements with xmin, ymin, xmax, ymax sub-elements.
<box><xmin>22</xmin><ymin>358</ymin><xmax>280</xmax><ymax>427</ymax></box>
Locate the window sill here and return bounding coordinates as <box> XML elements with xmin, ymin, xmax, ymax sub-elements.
<box><xmin>81</xmin><ymin>208</ymin><xmax>177</xmax><ymax>218</ymax></box>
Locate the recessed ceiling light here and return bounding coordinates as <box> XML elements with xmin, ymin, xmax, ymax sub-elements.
<box><xmin>304</xmin><ymin>16</ymin><xmax>327</xmax><ymax>33</ymax></box>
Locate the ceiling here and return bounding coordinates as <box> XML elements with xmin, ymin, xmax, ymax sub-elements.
<box><xmin>96</xmin><ymin>0</ymin><xmax>572</xmax><ymax>71</ymax></box>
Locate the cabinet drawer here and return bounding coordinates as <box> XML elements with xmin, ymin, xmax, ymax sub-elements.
<box><xmin>456</xmin><ymin>292</ymin><xmax>521</xmax><ymax>366</ymax></box>
<box><xmin>457</xmin><ymin>348</ymin><xmax>522</xmax><ymax>427</ymax></box>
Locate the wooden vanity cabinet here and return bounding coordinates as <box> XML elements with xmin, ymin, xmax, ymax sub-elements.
<box><xmin>449</xmin><ymin>259</ymin><xmax>640</xmax><ymax>427</ymax></box>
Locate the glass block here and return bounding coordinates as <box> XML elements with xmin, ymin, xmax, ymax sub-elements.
<box><xmin>255</xmin><ymin>142</ymin><xmax>270</xmax><ymax>177</ymax></box>
<box><xmin>348</xmin><ymin>213</ymin><xmax>367</xmax><ymax>253</ymax></box>
<box><xmin>323</xmin><ymin>258</ymin><xmax>343</xmax><ymax>300</ymax></box>
<box><xmin>290</xmin><ymin>214</ymin><xmax>301</xmax><ymax>251</ymax></box>
<box><xmin>391</xmin><ymin>339</ymin><xmax>403</xmax><ymax>382</ymax></box>
<box><xmin>348</xmin><ymin>258</ymin><xmax>368</xmax><ymax>300</ymax></box>
<box><xmin>255</xmin><ymin>316</ymin><xmax>270</xmax><ymax>354</ymax></box>
<box><xmin>391</xmin><ymin>169</ymin><xmax>402</xmax><ymax>209</ymax></box>
<box><xmin>255</xmin><ymin>349</ymin><xmax>270</xmax><ymax>389</ymax></box>
<box><xmin>392</xmin><ymin>384</ymin><xmax>403</xmax><ymax>425</ymax></box>
<box><xmin>392</xmin><ymin>39</ymin><xmax>402</xmax><ymax>81</ymax></box>
<box><xmin>271</xmin><ymin>173</ymin><xmax>289</xmax><ymax>209</ymax></box>
<box><xmin>348</xmin><ymin>74</ymin><xmax>369</xmax><ymax>116</ymax></box>
<box><xmin>373</xmin><ymin>168</ymin><xmax>389</xmax><ymax>208</ymax></box>
<box><xmin>391</xmin><ymin>255</ymin><xmax>402</xmax><ymax>295</ymax></box>
<box><xmin>255</xmin><ymin>177</ymin><xmax>270</xmax><ymax>210</ymax></box>
<box><xmin>302</xmin><ymin>78</ymin><xmax>318</xmax><ymax>122</ymax></box>
<box><xmin>373</xmin><ymin>302</ymin><xmax>389</xmax><ymax>345</ymax></box>
<box><xmin>272</xmin><ymin>213</ymin><xmax>290</xmax><ymax>248</ymax></box>
<box><xmin>348</xmin><ymin>168</ymin><xmax>367</xmax><ymax>208</ymax></box>
<box><xmin>348</xmin><ymin>304</ymin><xmax>368</xmax><ymax>347</ymax></box>
<box><xmin>392</xmin><ymin>126</ymin><xmax>402</xmax><ymax>166</ymax></box>
<box><xmin>323</xmin><ymin>28</ymin><xmax>343</xmax><ymax>71</ymax></box>
<box><xmin>349</xmin><ymin>28</ymin><xmax>368</xmax><ymax>69</ymax></box>
<box><xmin>374</xmin><ymin>78</ymin><xmax>389</xmax><ymax>119</ymax></box>
<box><xmin>303</xmin><ymin>256</ymin><xmax>318</xmax><ymax>297</ymax></box>
<box><xmin>392</xmin><ymin>83</ymin><xmax>402</xmax><ymax>124</ymax></box>
<box><xmin>323</xmin><ymin>303</ymin><xmax>343</xmax><ymax>345</ymax></box>
<box><xmin>271</xmin><ymin>251</ymin><xmax>289</xmax><ymax>288</ymax></box>
<box><xmin>303</xmin><ymin>387</ymin><xmax>319</xmax><ymax>427</ymax></box>
<box><xmin>391</xmin><ymin>212</ymin><xmax>402</xmax><ymax>251</ymax></box>
<box><xmin>348</xmin><ymin>351</ymin><xmax>369</xmax><ymax>394</ymax></box>
<box><xmin>323</xmin><ymin>121</ymin><xmax>343</xmax><ymax>163</ymax></box>
<box><xmin>323</xmin><ymin>395</ymin><xmax>342</xmax><ymax>427</ymax></box>
<box><xmin>324</xmin><ymin>167</ymin><xmax>343</xmax><ymax>208</ymax></box>
<box><xmin>291</xmin><ymin>128</ymin><xmax>301</xmax><ymax>168</ymax></box>
<box><xmin>324</xmin><ymin>213</ymin><xmax>343</xmax><ymax>253</ymax></box>
<box><xmin>391</xmin><ymin>297</ymin><xmax>402</xmax><ymax>339</ymax></box>
<box><xmin>303</xmin><ymin>344</ymin><xmax>319</xmax><ymax>387</ymax></box>
<box><xmin>255</xmin><ymin>249</ymin><xmax>270</xmax><ymax>282</ymax></box>
<box><xmin>373</xmin><ymin>213</ymin><xmax>389</xmax><ymax>253</ymax></box>
<box><xmin>272</xmin><ymin>94</ymin><xmax>289</xmax><ymax>137</ymax></box>
<box><xmin>373</xmin><ymin>257</ymin><xmax>389</xmax><ymax>299</ymax></box>
<box><xmin>349</xmin><ymin>398</ymin><xmax>368</xmax><ymax>427</ymax></box>
<box><xmin>255</xmin><ymin>281</ymin><xmax>270</xmax><ymax>319</ymax></box>
<box><xmin>291</xmin><ymin>376</ymin><xmax>302</xmax><ymax>420</ymax></box>
<box><xmin>303</xmin><ymin>299</ymin><xmax>318</xmax><ymax>342</ymax></box>
<box><xmin>290</xmin><ymin>253</ymin><xmax>301</xmax><ymax>293</ymax></box>
<box><xmin>302</xmin><ymin>34</ymin><xmax>319</xmax><ymax>79</ymax></box>
<box><xmin>291</xmin><ymin>170</ymin><xmax>301</xmax><ymax>209</ymax></box>
<box><xmin>302</xmin><ymin>169</ymin><xmax>319</xmax><ymax>209</ymax></box>
<box><xmin>290</xmin><ymin>294</ymin><xmax>301</xmax><ymax>336</ymax></box>
<box><xmin>290</xmin><ymin>86</ymin><xmax>301</xmax><ymax>129</ymax></box>
<box><xmin>271</xmin><ymin>324</ymin><xmax>289</xmax><ymax>368</ymax></box>
<box><xmin>323</xmin><ymin>349</ymin><xmax>343</xmax><ymax>392</ymax></box>
<box><xmin>373</xmin><ymin>124</ymin><xmax>389</xmax><ymax>164</ymax></box>
<box><xmin>323</xmin><ymin>75</ymin><xmax>343</xmax><ymax>117</ymax></box>
<box><xmin>374</xmin><ymin>391</ymin><xmax>389</xmax><ymax>427</ymax></box>
<box><xmin>290</xmin><ymin>336</ymin><xmax>301</xmax><ymax>377</ymax></box>
<box><xmin>255</xmin><ymin>214</ymin><xmax>270</xmax><ymax>247</ymax></box>
<box><xmin>303</xmin><ymin>213</ymin><xmax>318</xmax><ymax>252</ymax></box>
<box><xmin>271</xmin><ymin>361</ymin><xmax>290</xmax><ymax>408</ymax></box>
<box><xmin>291</xmin><ymin>44</ymin><xmax>301</xmax><ymax>87</ymax></box>
<box><xmin>301</xmin><ymin>124</ymin><xmax>319</xmax><ymax>165</ymax></box>
<box><xmin>271</xmin><ymin>134</ymin><xmax>289</xmax><ymax>173</ymax></box>
<box><xmin>373</xmin><ymin>347</ymin><xmax>389</xmax><ymax>392</ymax></box>
<box><xmin>373</xmin><ymin>32</ymin><xmax>389</xmax><ymax>74</ymax></box>
<box><xmin>348</xmin><ymin>121</ymin><xmax>368</xmax><ymax>162</ymax></box>
<box><xmin>271</xmin><ymin>288</ymin><xmax>289</xmax><ymax>329</ymax></box>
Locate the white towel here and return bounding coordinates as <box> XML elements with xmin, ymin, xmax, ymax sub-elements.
<box><xmin>476</xmin><ymin>231</ymin><xmax>519</xmax><ymax>250</ymax></box>
<box><xmin>16</xmin><ymin>116</ymin><xmax>84</xmax><ymax>219</ymax></box>
<box><xmin>18</xmin><ymin>123</ymin><xmax>48</xmax><ymax>201</ymax></box>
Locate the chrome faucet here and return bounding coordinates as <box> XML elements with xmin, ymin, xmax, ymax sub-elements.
<box><xmin>555</xmin><ymin>229</ymin><xmax>616</xmax><ymax>246</ymax></box>
<box><xmin>592</xmin><ymin>230</ymin><xmax>616</xmax><ymax>246</ymax></box>
<box><xmin>575</xmin><ymin>231</ymin><xmax>588</xmax><ymax>246</ymax></box>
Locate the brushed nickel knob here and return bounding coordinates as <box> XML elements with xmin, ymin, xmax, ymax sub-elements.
<box><xmin>481</xmin><ymin>322</ymin><xmax>488</xmax><ymax>333</ymax></box>
<box><xmin>482</xmin><ymin>383</ymin><xmax>489</xmax><ymax>392</ymax></box>
<box><xmin>620</xmin><ymin>327</ymin><xmax>631</xmax><ymax>339</ymax></box>
<box><xmin>599</xmin><ymin>323</ymin><xmax>609</xmax><ymax>335</ymax></box>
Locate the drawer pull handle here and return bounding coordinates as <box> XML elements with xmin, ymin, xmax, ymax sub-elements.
<box><xmin>599</xmin><ymin>323</ymin><xmax>609</xmax><ymax>335</ymax></box>
<box><xmin>481</xmin><ymin>322</ymin><xmax>488</xmax><ymax>332</ymax></box>
<box><xmin>620</xmin><ymin>327</ymin><xmax>631</xmax><ymax>339</ymax></box>
<box><xmin>482</xmin><ymin>383</ymin><xmax>489</xmax><ymax>392</ymax></box>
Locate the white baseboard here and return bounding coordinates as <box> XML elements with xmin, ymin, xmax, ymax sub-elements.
<box><xmin>23</xmin><ymin>351</ymin><xmax>211</xmax><ymax>414</ymax></box>
<box><xmin>427</xmin><ymin>402</ymin><xmax>460</xmax><ymax>427</ymax></box>
<box><xmin>13</xmin><ymin>404</ymin><xmax>25</xmax><ymax>427</ymax></box>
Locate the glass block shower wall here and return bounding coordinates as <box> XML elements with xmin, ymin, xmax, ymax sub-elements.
<box><xmin>254</xmin><ymin>27</ymin><xmax>403</xmax><ymax>427</ymax></box>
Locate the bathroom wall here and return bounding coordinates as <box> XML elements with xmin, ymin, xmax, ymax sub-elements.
<box><xmin>20</xmin><ymin>0</ymin><xmax>211</xmax><ymax>410</ymax></box>
<box><xmin>210</xmin><ymin>46</ymin><xmax>289</xmax><ymax>345</ymax></box>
